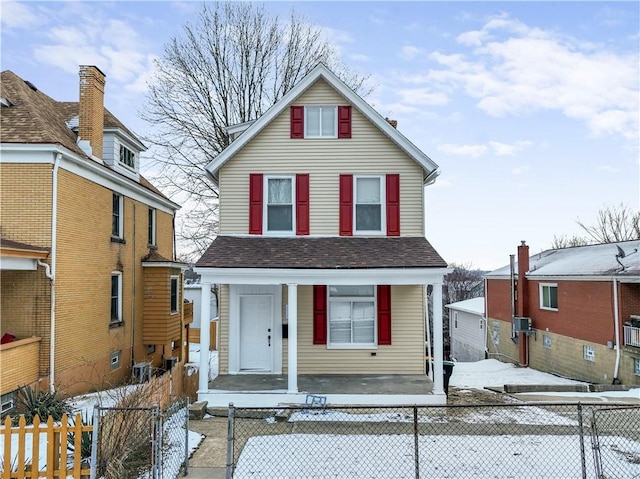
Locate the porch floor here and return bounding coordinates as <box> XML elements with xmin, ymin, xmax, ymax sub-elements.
<box><xmin>208</xmin><ymin>374</ymin><xmax>433</xmax><ymax>395</ymax></box>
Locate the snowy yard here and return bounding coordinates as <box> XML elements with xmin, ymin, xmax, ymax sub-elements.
<box><xmin>231</xmin><ymin>359</ymin><xmax>640</xmax><ymax>478</ymax></box>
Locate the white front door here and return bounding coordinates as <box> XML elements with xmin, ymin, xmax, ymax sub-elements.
<box><xmin>239</xmin><ymin>294</ymin><xmax>272</xmax><ymax>371</ymax></box>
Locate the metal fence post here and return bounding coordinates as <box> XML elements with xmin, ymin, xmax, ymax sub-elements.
<box><xmin>89</xmin><ymin>405</ymin><xmax>100</xmax><ymax>479</ymax></box>
<box><xmin>414</xmin><ymin>405</ymin><xmax>420</xmax><ymax>479</ymax></box>
<box><xmin>226</xmin><ymin>403</ymin><xmax>236</xmax><ymax>479</ymax></box>
<box><xmin>184</xmin><ymin>398</ymin><xmax>190</xmax><ymax>477</ymax></box>
<box><xmin>576</xmin><ymin>403</ymin><xmax>587</xmax><ymax>479</ymax></box>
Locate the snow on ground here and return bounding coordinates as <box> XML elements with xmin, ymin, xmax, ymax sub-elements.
<box><xmin>449</xmin><ymin>359</ymin><xmax>640</xmax><ymax>401</ymax></box>
<box><xmin>448</xmin><ymin>359</ymin><xmax>586</xmax><ymax>389</ymax></box>
<box><xmin>187</xmin><ymin>343</ymin><xmax>219</xmax><ymax>381</ymax></box>
<box><xmin>233</xmin><ymin>434</ymin><xmax>639</xmax><ymax>478</ymax></box>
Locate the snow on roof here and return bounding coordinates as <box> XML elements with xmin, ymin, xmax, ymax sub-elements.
<box><xmin>486</xmin><ymin>240</ymin><xmax>640</xmax><ymax>279</ymax></box>
<box><xmin>445</xmin><ymin>297</ymin><xmax>484</xmax><ymax>315</ymax></box>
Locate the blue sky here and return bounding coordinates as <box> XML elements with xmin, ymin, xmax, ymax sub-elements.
<box><xmin>2</xmin><ymin>1</ymin><xmax>638</xmax><ymax>270</ymax></box>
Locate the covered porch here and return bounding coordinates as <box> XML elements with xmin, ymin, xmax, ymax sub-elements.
<box><xmin>194</xmin><ymin>236</ymin><xmax>451</xmax><ymax>408</ymax></box>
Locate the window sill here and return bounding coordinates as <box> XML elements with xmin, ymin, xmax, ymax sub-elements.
<box><xmin>109</xmin><ymin>321</ymin><xmax>124</xmax><ymax>329</ymax></box>
<box><xmin>327</xmin><ymin>344</ymin><xmax>378</xmax><ymax>350</ymax></box>
<box><xmin>111</xmin><ymin>236</ymin><xmax>126</xmax><ymax>244</ymax></box>
<box><xmin>540</xmin><ymin>307</ymin><xmax>558</xmax><ymax>312</ymax></box>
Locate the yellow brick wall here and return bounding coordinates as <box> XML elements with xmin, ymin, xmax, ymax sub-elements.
<box><xmin>0</xmin><ymin>163</ymin><xmax>52</xmax><ymax>246</ymax></box>
<box><xmin>51</xmin><ymin>168</ymin><xmax>176</xmax><ymax>392</ymax></box>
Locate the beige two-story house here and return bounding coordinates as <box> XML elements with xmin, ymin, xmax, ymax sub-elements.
<box><xmin>0</xmin><ymin>66</ymin><xmax>191</xmax><ymax>410</ymax></box>
<box><xmin>194</xmin><ymin>64</ymin><xmax>451</xmax><ymax>406</ymax></box>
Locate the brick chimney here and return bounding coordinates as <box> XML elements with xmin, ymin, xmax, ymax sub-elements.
<box><xmin>385</xmin><ymin>117</ymin><xmax>398</xmax><ymax>128</ymax></box>
<box><xmin>516</xmin><ymin>241</ymin><xmax>530</xmax><ymax>318</ymax></box>
<box><xmin>78</xmin><ymin>65</ymin><xmax>106</xmax><ymax>159</ymax></box>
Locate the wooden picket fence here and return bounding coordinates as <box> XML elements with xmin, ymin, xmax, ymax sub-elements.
<box><xmin>1</xmin><ymin>413</ymin><xmax>92</xmax><ymax>479</ymax></box>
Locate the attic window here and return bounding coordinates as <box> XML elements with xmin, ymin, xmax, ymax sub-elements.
<box><xmin>119</xmin><ymin>145</ymin><xmax>136</xmax><ymax>169</ymax></box>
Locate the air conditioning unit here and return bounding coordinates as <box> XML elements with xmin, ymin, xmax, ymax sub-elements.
<box><xmin>512</xmin><ymin>316</ymin><xmax>532</xmax><ymax>333</ymax></box>
<box><xmin>164</xmin><ymin>356</ymin><xmax>178</xmax><ymax>371</ymax></box>
<box><xmin>132</xmin><ymin>362</ymin><xmax>152</xmax><ymax>383</ymax></box>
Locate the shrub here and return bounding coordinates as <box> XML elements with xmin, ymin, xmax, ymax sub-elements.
<box><xmin>14</xmin><ymin>385</ymin><xmax>73</xmax><ymax>424</ymax></box>
<box><xmin>67</xmin><ymin>410</ymin><xmax>94</xmax><ymax>461</ymax></box>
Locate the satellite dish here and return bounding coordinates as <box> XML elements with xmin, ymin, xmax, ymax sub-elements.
<box><xmin>616</xmin><ymin>245</ymin><xmax>626</xmax><ymax>259</ymax></box>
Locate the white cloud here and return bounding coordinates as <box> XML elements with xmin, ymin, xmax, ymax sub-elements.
<box><xmin>0</xmin><ymin>1</ymin><xmax>45</xmax><ymax>30</ymax></box>
<box><xmin>350</xmin><ymin>54</ymin><xmax>370</xmax><ymax>63</ymax></box>
<box><xmin>437</xmin><ymin>140</ymin><xmax>532</xmax><ymax>158</ymax></box>
<box><xmin>437</xmin><ymin>144</ymin><xmax>488</xmax><ymax>158</ymax></box>
<box><xmin>400</xmin><ymin>45</ymin><xmax>425</xmax><ymax>60</ymax></box>
<box><xmin>428</xmin><ymin>15</ymin><xmax>639</xmax><ymax>139</ymax></box>
<box><xmin>397</xmin><ymin>88</ymin><xmax>449</xmax><ymax>106</ymax></box>
<box><xmin>598</xmin><ymin>165</ymin><xmax>619</xmax><ymax>173</ymax></box>
<box><xmin>511</xmin><ymin>165</ymin><xmax>530</xmax><ymax>175</ymax></box>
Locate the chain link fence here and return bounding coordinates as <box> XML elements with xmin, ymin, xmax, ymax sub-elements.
<box><xmin>90</xmin><ymin>398</ymin><xmax>189</xmax><ymax>479</ymax></box>
<box><xmin>226</xmin><ymin>402</ymin><xmax>640</xmax><ymax>478</ymax></box>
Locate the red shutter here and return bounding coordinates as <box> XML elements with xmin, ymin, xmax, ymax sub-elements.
<box><xmin>377</xmin><ymin>285</ymin><xmax>392</xmax><ymax>345</ymax></box>
<box><xmin>249</xmin><ymin>174</ymin><xmax>263</xmax><ymax>234</ymax></box>
<box><xmin>313</xmin><ymin>285</ymin><xmax>327</xmax><ymax>344</ymax></box>
<box><xmin>296</xmin><ymin>174</ymin><xmax>309</xmax><ymax>235</ymax></box>
<box><xmin>339</xmin><ymin>174</ymin><xmax>353</xmax><ymax>236</ymax></box>
<box><xmin>337</xmin><ymin>106</ymin><xmax>352</xmax><ymax>139</ymax></box>
<box><xmin>386</xmin><ymin>174</ymin><xmax>400</xmax><ymax>236</ymax></box>
<box><xmin>290</xmin><ymin>106</ymin><xmax>304</xmax><ymax>138</ymax></box>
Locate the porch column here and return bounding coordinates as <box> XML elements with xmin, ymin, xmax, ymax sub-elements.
<box><xmin>199</xmin><ymin>282</ymin><xmax>211</xmax><ymax>392</ymax></box>
<box><xmin>432</xmin><ymin>281</ymin><xmax>445</xmax><ymax>395</ymax></box>
<box><xmin>287</xmin><ymin>283</ymin><xmax>298</xmax><ymax>393</ymax></box>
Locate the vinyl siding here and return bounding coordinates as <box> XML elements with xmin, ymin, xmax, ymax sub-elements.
<box><xmin>219</xmin><ymin>79</ymin><xmax>425</xmax><ymax>236</ymax></box>
<box><xmin>296</xmin><ymin>285</ymin><xmax>425</xmax><ymax>374</ymax></box>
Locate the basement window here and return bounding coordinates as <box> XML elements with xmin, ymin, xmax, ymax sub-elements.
<box><xmin>583</xmin><ymin>345</ymin><xmax>595</xmax><ymax>362</ymax></box>
<box><xmin>110</xmin><ymin>351</ymin><xmax>121</xmax><ymax>370</ymax></box>
<box><xmin>634</xmin><ymin>358</ymin><xmax>640</xmax><ymax>376</ymax></box>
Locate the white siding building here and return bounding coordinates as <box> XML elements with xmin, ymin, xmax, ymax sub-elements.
<box><xmin>447</xmin><ymin>297</ymin><xmax>486</xmax><ymax>362</ymax></box>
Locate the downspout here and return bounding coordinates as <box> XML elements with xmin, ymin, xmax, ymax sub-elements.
<box><xmin>612</xmin><ymin>279</ymin><xmax>621</xmax><ymax>384</ymax></box>
<box><xmin>131</xmin><ymin>203</ymin><xmax>136</xmax><ymax>368</ymax></box>
<box><xmin>48</xmin><ymin>153</ymin><xmax>61</xmax><ymax>392</ymax></box>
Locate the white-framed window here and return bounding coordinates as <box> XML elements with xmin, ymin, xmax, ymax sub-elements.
<box><xmin>264</xmin><ymin>175</ymin><xmax>295</xmax><ymax>234</ymax></box>
<box><xmin>354</xmin><ymin>176</ymin><xmax>385</xmax><ymax>234</ymax></box>
<box><xmin>110</xmin><ymin>272</ymin><xmax>122</xmax><ymax>324</ymax></box>
<box><xmin>112</xmin><ymin>193</ymin><xmax>123</xmax><ymax>239</ymax></box>
<box><xmin>543</xmin><ymin>334</ymin><xmax>552</xmax><ymax>349</ymax></box>
<box><xmin>1</xmin><ymin>392</ymin><xmax>15</xmax><ymax>415</ymax></box>
<box><xmin>119</xmin><ymin>145</ymin><xmax>136</xmax><ymax>169</ymax></box>
<box><xmin>583</xmin><ymin>345</ymin><xmax>595</xmax><ymax>362</ymax></box>
<box><xmin>110</xmin><ymin>351</ymin><xmax>121</xmax><ymax>370</ymax></box>
<box><xmin>540</xmin><ymin>283</ymin><xmax>558</xmax><ymax>310</ymax></box>
<box><xmin>453</xmin><ymin>312</ymin><xmax>458</xmax><ymax>329</ymax></box>
<box><xmin>148</xmin><ymin>208</ymin><xmax>156</xmax><ymax>246</ymax></box>
<box><xmin>479</xmin><ymin>318</ymin><xmax>484</xmax><ymax>330</ymax></box>
<box><xmin>635</xmin><ymin>358</ymin><xmax>640</xmax><ymax>376</ymax></box>
<box><xmin>328</xmin><ymin>285</ymin><xmax>376</xmax><ymax>348</ymax></box>
<box><xmin>170</xmin><ymin>276</ymin><xmax>179</xmax><ymax>314</ymax></box>
<box><xmin>305</xmin><ymin>106</ymin><xmax>337</xmax><ymax>138</ymax></box>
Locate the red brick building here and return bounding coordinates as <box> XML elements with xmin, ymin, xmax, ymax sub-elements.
<box><xmin>485</xmin><ymin>240</ymin><xmax>640</xmax><ymax>385</ymax></box>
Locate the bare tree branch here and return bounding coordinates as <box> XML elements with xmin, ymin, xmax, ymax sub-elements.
<box><xmin>140</xmin><ymin>3</ymin><xmax>370</xmax><ymax>260</ymax></box>
<box><xmin>576</xmin><ymin>202</ymin><xmax>640</xmax><ymax>243</ymax></box>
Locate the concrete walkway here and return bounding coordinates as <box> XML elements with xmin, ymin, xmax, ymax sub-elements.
<box><xmin>188</xmin><ymin>416</ymin><xmax>228</xmax><ymax>478</ymax></box>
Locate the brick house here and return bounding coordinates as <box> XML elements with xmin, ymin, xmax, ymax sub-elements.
<box><xmin>194</xmin><ymin>64</ymin><xmax>452</xmax><ymax>407</ymax></box>
<box><xmin>0</xmin><ymin>66</ymin><xmax>191</xmax><ymax>411</ymax></box>
<box><xmin>485</xmin><ymin>241</ymin><xmax>640</xmax><ymax>385</ymax></box>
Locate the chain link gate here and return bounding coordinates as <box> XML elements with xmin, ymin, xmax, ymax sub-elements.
<box><xmin>89</xmin><ymin>399</ymin><xmax>189</xmax><ymax>479</ymax></box>
<box><xmin>590</xmin><ymin>405</ymin><xmax>640</xmax><ymax>479</ymax></box>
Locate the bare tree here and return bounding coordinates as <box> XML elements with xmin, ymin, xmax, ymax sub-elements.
<box><xmin>550</xmin><ymin>234</ymin><xmax>591</xmax><ymax>249</ymax></box>
<box><xmin>141</xmin><ymin>3</ymin><xmax>370</xmax><ymax>260</ymax></box>
<box><xmin>444</xmin><ymin>262</ymin><xmax>485</xmax><ymax>305</ymax></box>
<box><xmin>550</xmin><ymin>203</ymin><xmax>640</xmax><ymax>249</ymax></box>
<box><xmin>577</xmin><ymin>202</ymin><xmax>640</xmax><ymax>243</ymax></box>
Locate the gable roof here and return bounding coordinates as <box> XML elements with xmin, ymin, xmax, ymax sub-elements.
<box><xmin>204</xmin><ymin>64</ymin><xmax>440</xmax><ymax>185</ymax></box>
<box><xmin>446</xmin><ymin>297</ymin><xmax>484</xmax><ymax>315</ymax></box>
<box><xmin>486</xmin><ymin>240</ymin><xmax>640</xmax><ymax>280</ymax></box>
<box><xmin>1</xmin><ymin>70</ymin><xmax>171</xmax><ymax>203</ymax></box>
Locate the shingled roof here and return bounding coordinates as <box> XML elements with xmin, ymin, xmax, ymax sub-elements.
<box><xmin>196</xmin><ymin>236</ymin><xmax>448</xmax><ymax>269</ymax></box>
<box><xmin>0</xmin><ymin>70</ymin><xmax>169</xmax><ymax>201</ymax></box>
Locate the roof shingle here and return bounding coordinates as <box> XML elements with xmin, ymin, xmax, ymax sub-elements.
<box><xmin>196</xmin><ymin>236</ymin><xmax>448</xmax><ymax>269</ymax></box>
